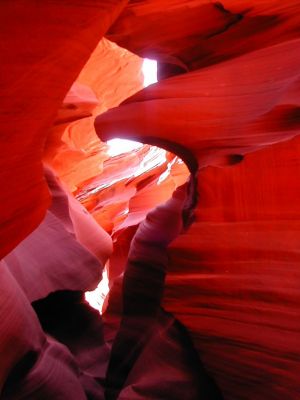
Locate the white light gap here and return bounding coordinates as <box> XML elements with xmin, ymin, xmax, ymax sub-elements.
<box><xmin>105</xmin><ymin>58</ymin><xmax>158</xmax><ymax>157</ymax></box>
<box><xmin>86</xmin><ymin>58</ymin><xmax>158</xmax><ymax>313</ymax></box>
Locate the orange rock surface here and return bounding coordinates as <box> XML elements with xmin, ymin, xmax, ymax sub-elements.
<box><xmin>1</xmin><ymin>1</ymin><xmax>300</xmax><ymax>399</ymax></box>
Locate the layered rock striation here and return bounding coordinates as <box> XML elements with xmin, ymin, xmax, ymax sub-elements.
<box><xmin>1</xmin><ymin>1</ymin><xmax>300</xmax><ymax>399</ymax></box>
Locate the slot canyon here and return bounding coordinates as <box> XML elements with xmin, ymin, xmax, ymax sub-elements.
<box><xmin>0</xmin><ymin>1</ymin><xmax>300</xmax><ymax>399</ymax></box>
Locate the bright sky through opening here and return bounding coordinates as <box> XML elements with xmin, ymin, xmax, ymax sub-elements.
<box><xmin>86</xmin><ymin>58</ymin><xmax>158</xmax><ymax>313</ymax></box>
<box><xmin>142</xmin><ymin>58</ymin><xmax>158</xmax><ymax>87</ymax></box>
<box><xmin>106</xmin><ymin>58</ymin><xmax>158</xmax><ymax>157</ymax></box>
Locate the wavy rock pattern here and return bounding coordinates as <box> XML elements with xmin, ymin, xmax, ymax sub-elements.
<box><xmin>1</xmin><ymin>1</ymin><xmax>300</xmax><ymax>399</ymax></box>
<box><xmin>95</xmin><ymin>2</ymin><xmax>300</xmax><ymax>399</ymax></box>
<box><xmin>0</xmin><ymin>0</ymin><xmax>127</xmax><ymax>259</ymax></box>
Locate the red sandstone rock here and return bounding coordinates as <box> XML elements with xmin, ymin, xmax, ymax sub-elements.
<box><xmin>95</xmin><ymin>7</ymin><xmax>300</xmax><ymax>399</ymax></box>
<box><xmin>108</xmin><ymin>0</ymin><xmax>300</xmax><ymax>75</ymax></box>
<box><xmin>0</xmin><ymin>0</ymin><xmax>127</xmax><ymax>259</ymax></box>
<box><xmin>1</xmin><ymin>1</ymin><xmax>300</xmax><ymax>399</ymax></box>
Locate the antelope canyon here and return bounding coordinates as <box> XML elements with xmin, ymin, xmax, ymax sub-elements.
<box><xmin>1</xmin><ymin>1</ymin><xmax>300</xmax><ymax>399</ymax></box>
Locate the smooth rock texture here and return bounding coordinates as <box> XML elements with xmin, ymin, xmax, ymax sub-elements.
<box><xmin>0</xmin><ymin>266</ymin><xmax>87</xmax><ymax>399</ymax></box>
<box><xmin>3</xmin><ymin>168</ymin><xmax>112</xmax><ymax>302</ymax></box>
<box><xmin>104</xmin><ymin>185</ymin><xmax>222</xmax><ymax>400</ymax></box>
<box><xmin>1</xmin><ymin>1</ymin><xmax>300</xmax><ymax>399</ymax></box>
<box><xmin>95</xmin><ymin>2</ymin><xmax>300</xmax><ymax>399</ymax></box>
<box><xmin>0</xmin><ymin>0</ymin><xmax>127</xmax><ymax>259</ymax></box>
<box><xmin>108</xmin><ymin>0</ymin><xmax>300</xmax><ymax>75</ymax></box>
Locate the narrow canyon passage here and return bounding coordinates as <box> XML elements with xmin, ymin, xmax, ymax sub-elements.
<box><xmin>1</xmin><ymin>2</ymin><xmax>300</xmax><ymax>399</ymax></box>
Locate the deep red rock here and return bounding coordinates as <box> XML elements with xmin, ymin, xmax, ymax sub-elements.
<box><xmin>1</xmin><ymin>1</ymin><xmax>300</xmax><ymax>399</ymax></box>
<box><xmin>0</xmin><ymin>0</ymin><xmax>127</xmax><ymax>259</ymax></box>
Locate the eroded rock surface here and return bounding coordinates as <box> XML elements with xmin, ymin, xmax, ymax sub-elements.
<box><xmin>1</xmin><ymin>1</ymin><xmax>300</xmax><ymax>399</ymax></box>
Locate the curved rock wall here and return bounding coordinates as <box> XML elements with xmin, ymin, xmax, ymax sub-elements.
<box><xmin>1</xmin><ymin>1</ymin><xmax>300</xmax><ymax>399</ymax></box>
